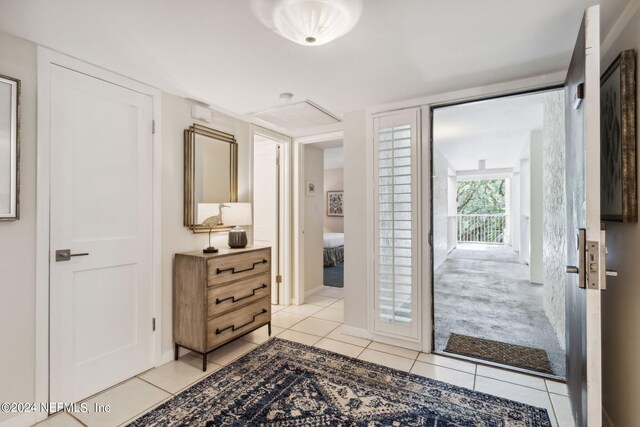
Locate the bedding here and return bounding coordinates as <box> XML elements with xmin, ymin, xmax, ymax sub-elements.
<box><xmin>323</xmin><ymin>233</ymin><xmax>345</xmax><ymax>267</ymax></box>
<box><xmin>323</xmin><ymin>232</ymin><xmax>344</xmax><ymax>248</ymax></box>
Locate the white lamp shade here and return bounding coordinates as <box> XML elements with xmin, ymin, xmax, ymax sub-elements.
<box><xmin>252</xmin><ymin>0</ymin><xmax>362</xmax><ymax>46</ymax></box>
<box><xmin>222</xmin><ymin>203</ymin><xmax>253</xmax><ymax>226</ymax></box>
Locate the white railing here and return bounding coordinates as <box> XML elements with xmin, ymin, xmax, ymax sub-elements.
<box><xmin>457</xmin><ymin>214</ymin><xmax>506</xmax><ymax>244</ymax></box>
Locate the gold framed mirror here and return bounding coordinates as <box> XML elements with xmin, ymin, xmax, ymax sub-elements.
<box><xmin>184</xmin><ymin>123</ymin><xmax>238</xmax><ymax>233</ymax></box>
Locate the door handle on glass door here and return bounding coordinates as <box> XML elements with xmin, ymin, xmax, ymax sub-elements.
<box><xmin>566</xmin><ymin>266</ymin><xmax>579</xmax><ymax>274</ymax></box>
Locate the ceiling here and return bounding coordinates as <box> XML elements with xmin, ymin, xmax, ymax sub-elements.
<box><xmin>0</xmin><ymin>0</ymin><xmax>630</xmax><ymax>132</ymax></box>
<box><xmin>434</xmin><ymin>91</ymin><xmax>557</xmax><ymax>171</ymax></box>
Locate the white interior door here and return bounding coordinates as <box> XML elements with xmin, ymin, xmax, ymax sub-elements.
<box><xmin>49</xmin><ymin>65</ymin><xmax>154</xmax><ymax>403</ymax></box>
<box><xmin>564</xmin><ymin>5</ymin><xmax>602</xmax><ymax>426</ymax></box>
<box><xmin>253</xmin><ymin>137</ymin><xmax>282</xmax><ymax>304</ymax></box>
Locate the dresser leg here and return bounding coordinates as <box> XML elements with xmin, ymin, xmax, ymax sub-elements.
<box><xmin>202</xmin><ymin>354</ymin><xmax>207</xmax><ymax>372</ymax></box>
<box><xmin>268</xmin><ymin>321</ymin><xmax>272</xmax><ymax>336</ymax></box>
<box><xmin>174</xmin><ymin>343</ymin><xmax>179</xmax><ymax>361</ymax></box>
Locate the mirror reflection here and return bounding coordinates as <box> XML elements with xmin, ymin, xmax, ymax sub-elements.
<box><xmin>184</xmin><ymin>123</ymin><xmax>237</xmax><ymax>233</ymax></box>
<box><xmin>0</xmin><ymin>74</ymin><xmax>19</xmax><ymax>221</ymax></box>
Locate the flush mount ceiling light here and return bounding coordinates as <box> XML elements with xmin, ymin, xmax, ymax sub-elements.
<box><xmin>252</xmin><ymin>0</ymin><xmax>363</xmax><ymax>46</ymax></box>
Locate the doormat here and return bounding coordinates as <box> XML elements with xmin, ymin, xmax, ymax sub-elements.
<box><xmin>444</xmin><ymin>333</ymin><xmax>554</xmax><ymax>375</ymax></box>
<box><xmin>128</xmin><ymin>338</ymin><xmax>551</xmax><ymax>426</ymax></box>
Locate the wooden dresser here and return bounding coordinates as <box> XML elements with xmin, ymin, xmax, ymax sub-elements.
<box><xmin>173</xmin><ymin>246</ymin><xmax>272</xmax><ymax>371</ymax></box>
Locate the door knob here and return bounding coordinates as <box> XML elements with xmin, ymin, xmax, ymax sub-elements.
<box><xmin>605</xmin><ymin>270</ymin><xmax>618</xmax><ymax>277</ymax></box>
<box><xmin>55</xmin><ymin>249</ymin><xmax>90</xmax><ymax>262</ymax></box>
<box><xmin>566</xmin><ymin>266</ymin><xmax>579</xmax><ymax>274</ymax></box>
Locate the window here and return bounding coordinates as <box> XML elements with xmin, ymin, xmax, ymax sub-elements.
<box><xmin>373</xmin><ymin>110</ymin><xmax>419</xmax><ymax>338</ymax></box>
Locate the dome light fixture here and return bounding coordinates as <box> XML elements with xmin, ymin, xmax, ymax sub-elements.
<box><xmin>252</xmin><ymin>0</ymin><xmax>363</xmax><ymax>47</ymax></box>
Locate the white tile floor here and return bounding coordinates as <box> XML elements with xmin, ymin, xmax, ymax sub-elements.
<box><xmin>36</xmin><ymin>287</ymin><xmax>574</xmax><ymax>427</ymax></box>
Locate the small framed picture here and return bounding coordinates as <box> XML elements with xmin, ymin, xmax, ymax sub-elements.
<box><xmin>327</xmin><ymin>191</ymin><xmax>344</xmax><ymax>217</ymax></box>
<box><xmin>306</xmin><ymin>180</ymin><xmax>317</xmax><ymax>196</ymax></box>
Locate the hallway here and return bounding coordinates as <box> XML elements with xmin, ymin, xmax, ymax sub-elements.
<box><xmin>434</xmin><ymin>244</ymin><xmax>566</xmax><ymax>377</ymax></box>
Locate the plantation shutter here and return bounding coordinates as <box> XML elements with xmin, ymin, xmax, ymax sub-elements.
<box><xmin>373</xmin><ymin>110</ymin><xmax>419</xmax><ymax>339</ymax></box>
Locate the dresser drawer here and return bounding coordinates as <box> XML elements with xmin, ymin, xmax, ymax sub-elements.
<box><xmin>207</xmin><ymin>248</ymin><xmax>271</xmax><ymax>286</ymax></box>
<box><xmin>207</xmin><ymin>272</ymin><xmax>271</xmax><ymax>318</ymax></box>
<box><xmin>207</xmin><ymin>297</ymin><xmax>271</xmax><ymax>349</ymax></box>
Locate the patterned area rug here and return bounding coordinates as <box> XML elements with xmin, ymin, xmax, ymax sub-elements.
<box><xmin>129</xmin><ymin>338</ymin><xmax>551</xmax><ymax>426</ymax></box>
<box><xmin>445</xmin><ymin>333</ymin><xmax>554</xmax><ymax>375</ymax></box>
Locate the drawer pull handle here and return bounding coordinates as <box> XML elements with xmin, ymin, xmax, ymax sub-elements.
<box><xmin>216</xmin><ymin>259</ymin><xmax>268</xmax><ymax>275</ymax></box>
<box><xmin>216</xmin><ymin>284</ymin><xmax>268</xmax><ymax>304</ymax></box>
<box><xmin>215</xmin><ymin>309</ymin><xmax>268</xmax><ymax>335</ymax></box>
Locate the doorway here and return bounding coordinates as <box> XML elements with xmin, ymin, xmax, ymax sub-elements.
<box><xmin>296</xmin><ymin>136</ymin><xmax>345</xmax><ymax>304</ymax></box>
<box><xmin>431</xmin><ymin>89</ymin><xmax>567</xmax><ymax>378</ymax></box>
<box><xmin>252</xmin><ymin>128</ymin><xmax>291</xmax><ymax>306</ymax></box>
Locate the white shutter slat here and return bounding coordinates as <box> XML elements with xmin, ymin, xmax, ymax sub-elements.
<box><xmin>373</xmin><ymin>111</ymin><xmax>419</xmax><ymax>339</ymax></box>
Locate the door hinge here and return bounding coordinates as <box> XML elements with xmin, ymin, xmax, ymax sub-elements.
<box><xmin>152</xmin><ymin>317</ymin><xmax>156</xmax><ymax>331</ymax></box>
<box><xmin>152</xmin><ymin>120</ymin><xmax>156</xmax><ymax>134</ymax></box>
<box><xmin>428</xmin><ymin>230</ymin><xmax>433</xmax><ymax>246</ymax></box>
<box><xmin>276</xmin><ymin>275</ymin><xmax>283</xmax><ymax>284</ymax></box>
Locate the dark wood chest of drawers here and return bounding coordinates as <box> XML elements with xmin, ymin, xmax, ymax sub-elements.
<box><xmin>173</xmin><ymin>246</ymin><xmax>272</xmax><ymax>370</ymax></box>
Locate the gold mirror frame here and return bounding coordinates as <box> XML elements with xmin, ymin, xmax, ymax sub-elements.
<box><xmin>184</xmin><ymin>123</ymin><xmax>238</xmax><ymax>233</ymax></box>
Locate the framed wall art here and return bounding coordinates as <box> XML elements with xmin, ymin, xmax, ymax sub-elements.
<box><xmin>327</xmin><ymin>190</ymin><xmax>344</xmax><ymax>217</ymax></box>
<box><xmin>601</xmin><ymin>49</ymin><xmax>637</xmax><ymax>222</ymax></box>
<box><xmin>0</xmin><ymin>74</ymin><xmax>20</xmax><ymax>221</ymax></box>
<box><xmin>306</xmin><ymin>180</ymin><xmax>317</xmax><ymax>196</ymax></box>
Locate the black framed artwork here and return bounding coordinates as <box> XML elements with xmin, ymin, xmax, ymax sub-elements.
<box><xmin>327</xmin><ymin>191</ymin><xmax>344</xmax><ymax>217</ymax></box>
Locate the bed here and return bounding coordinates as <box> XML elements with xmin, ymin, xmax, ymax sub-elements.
<box><xmin>323</xmin><ymin>233</ymin><xmax>344</xmax><ymax>267</ymax></box>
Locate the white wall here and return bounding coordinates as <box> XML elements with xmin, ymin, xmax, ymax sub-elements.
<box><xmin>511</xmin><ymin>171</ymin><xmax>521</xmax><ymax>253</ymax></box>
<box><xmin>161</xmin><ymin>93</ymin><xmax>252</xmax><ymax>358</ymax></box>
<box><xmin>0</xmin><ymin>31</ymin><xmax>36</xmax><ymax>426</ymax></box>
<box><xmin>541</xmin><ymin>90</ymin><xmax>566</xmax><ymax>348</ymax></box>
<box><xmin>600</xmin><ymin>3</ymin><xmax>640</xmax><ymax>425</ymax></box>
<box><xmin>0</xmin><ymin>32</ymin><xmax>255</xmax><ymax>426</ymax></box>
<box><xmin>432</xmin><ymin>147</ymin><xmax>449</xmax><ymax>270</ymax></box>
<box><xmin>447</xmin><ymin>171</ymin><xmax>457</xmax><ymax>252</ymax></box>
<box><xmin>519</xmin><ymin>153</ymin><xmax>531</xmax><ymax>266</ymax></box>
<box><xmin>529</xmin><ymin>130</ymin><xmax>544</xmax><ymax>284</ymax></box>
<box><xmin>343</xmin><ymin>110</ymin><xmax>368</xmax><ymax>330</ymax></box>
<box><xmin>323</xmin><ymin>167</ymin><xmax>344</xmax><ymax>233</ymax></box>
<box><xmin>304</xmin><ymin>145</ymin><xmax>324</xmax><ymax>294</ymax></box>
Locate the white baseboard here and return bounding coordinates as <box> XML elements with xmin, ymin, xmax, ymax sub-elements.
<box><xmin>304</xmin><ymin>285</ymin><xmax>324</xmax><ymax>299</ymax></box>
<box><xmin>161</xmin><ymin>347</ymin><xmax>196</xmax><ymax>365</ymax></box>
<box><xmin>603</xmin><ymin>406</ymin><xmax>615</xmax><ymax>427</ymax></box>
<box><xmin>370</xmin><ymin>333</ymin><xmax>422</xmax><ymax>351</ymax></box>
<box><xmin>0</xmin><ymin>411</ymin><xmax>38</xmax><ymax>427</ymax></box>
<box><xmin>161</xmin><ymin>349</ymin><xmax>176</xmax><ymax>365</ymax></box>
<box><xmin>341</xmin><ymin>325</ymin><xmax>372</xmax><ymax>340</ymax></box>
<box><xmin>340</xmin><ymin>325</ymin><xmax>422</xmax><ymax>351</ymax></box>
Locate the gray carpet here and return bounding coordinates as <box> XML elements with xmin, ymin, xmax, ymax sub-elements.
<box><xmin>434</xmin><ymin>244</ymin><xmax>566</xmax><ymax>377</ymax></box>
<box><xmin>323</xmin><ymin>263</ymin><xmax>344</xmax><ymax>288</ymax></box>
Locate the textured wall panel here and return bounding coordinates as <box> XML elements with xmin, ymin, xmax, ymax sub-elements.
<box><xmin>542</xmin><ymin>90</ymin><xmax>566</xmax><ymax>348</ymax></box>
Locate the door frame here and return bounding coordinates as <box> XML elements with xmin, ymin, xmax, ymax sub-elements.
<box><xmin>34</xmin><ymin>47</ymin><xmax>162</xmax><ymax>421</ymax></box>
<box><xmin>355</xmin><ymin>72</ymin><xmax>567</xmax><ymax>352</ymax></box>
<box><xmin>293</xmin><ymin>131</ymin><xmax>344</xmax><ymax>305</ymax></box>
<box><xmin>250</xmin><ymin>125</ymin><xmax>293</xmax><ymax>306</ymax></box>
<box><xmin>427</xmin><ymin>85</ymin><xmax>565</xmax><ymax>378</ymax></box>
